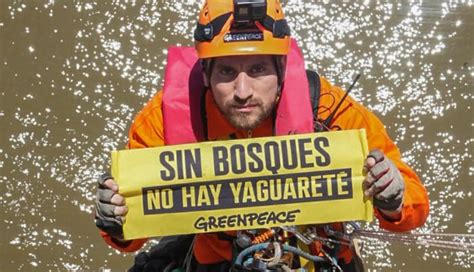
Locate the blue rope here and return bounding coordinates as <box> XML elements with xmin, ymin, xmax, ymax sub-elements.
<box><xmin>234</xmin><ymin>242</ymin><xmax>327</xmax><ymax>266</ymax></box>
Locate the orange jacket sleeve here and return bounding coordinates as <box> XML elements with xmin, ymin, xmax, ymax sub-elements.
<box><xmin>318</xmin><ymin>77</ymin><xmax>429</xmax><ymax>232</ymax></box>
<box><xmin>101</xmin><ymin>91</ymin><xmax>165</xmax><ymax>252</ymax></box>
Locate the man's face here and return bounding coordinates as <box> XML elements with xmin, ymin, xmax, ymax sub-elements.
<box><xmin>209</xmin><ymin>55</ymin><xmax>279</xmax><ymax>131</ymax></box>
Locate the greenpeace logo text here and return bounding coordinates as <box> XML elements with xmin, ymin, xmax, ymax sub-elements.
<box><xmin>224</xmin><ymin>32</ymin><xmax>263</xmax><ymax>42</ymax></box>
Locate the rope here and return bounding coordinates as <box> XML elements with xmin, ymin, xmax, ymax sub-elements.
<box><xmin>299</xmin><ymin>226</ymin><xmax>474</xmax><ymax>252</ymax></box>
<box><xmin>184</xmin><ymin>235</ymin><xmax>196</xmax><ymax>272</ymax></box>
<box><xmin>353</xmin><ymin>230</ymin><xmax>474</xmax><ymax>252</ymax></box>
<box><xmin>311</xmin><ymin>235</ymin><xmax>352</xmax><ymax>247</ymax></box>
<box><xmin>234</xmin><ymin>242</ymin><xmax>327</xmax><ymax>267</ymax></box>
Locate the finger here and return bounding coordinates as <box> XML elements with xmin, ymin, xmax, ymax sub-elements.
<box><xmin>98</xmin><ymin>173</ymin><xmax>114</xmax><ymax>187</ymax></box>
<box><xmin>367</xmin><ymin>169</ymin><xmax>394</xmax><ymax>196</ymax></box>
<box><xmin>97</xmin><ymin>202</ymin><xmax>128</xmax><ymax>217</ymax></box>
<box><xmin>364</xmin><ymin>183</ymin><xmax>381</xmax><ymax>197</ymax></box>
<box><xmin>363</xmin><ymin>156</ymin><xmax>376</xmax><ymax>173</ymax></box>
<box><xmin>114</xmin><ymin>205</ymin><xmax>128</xmax><ymax>217</ymax></box>
<box><xmin>364</xmin><ymin>185</ymin><xmax>375</xmax><ymax>197</ymax></box>
<box><xmin>103</xmin><ymin>179</ymin><xmax>119</xmax><ymax>192</ymax></box>
<box><xmin>372</xmin><ymin>171</ymin><xmax>394</xmax><ymax>196</ymax></box>
<box><xmin>375</xmin><ymin>172</ymin><xmax>403</xmax><ymax>201</ymax></box>
<box><xmin>111</xmin><ymin>193</ymin><xmax>125</xmax><ymax>206</ymax></box>
<box><xmin>368</xmin><ymin>149</ymin><xmax>385</xmax><ymax>163</ymax></box>
<box><xmin>97</xmin><ymin>188</ymin><xmax>115</xmax><ymax>203</ymax></box>
<box><xmin>97</xmin><ymin>202</ymin><xmax>117</xmax><ymax>217</ymax></box>
<box><xmin>369</xmin><ymin>160</ymin><xmax>390</xmax><ymax>180</ymax></box>
<box><xmin>362</xmin><ymin>173</ymin><xmax>376</xmax><ymax>190</ymax></box>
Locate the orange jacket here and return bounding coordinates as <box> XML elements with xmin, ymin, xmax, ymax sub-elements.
<box><xmin>100</xmin><ymin>76</ymin><xmax>429</xmax><ymax>263</ymax></box>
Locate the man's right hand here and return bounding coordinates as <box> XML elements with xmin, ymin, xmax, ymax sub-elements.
<box><xmin>95</xmin><ymin>173</ymin><xmax>128</xmax><ymax>239</ymax></box>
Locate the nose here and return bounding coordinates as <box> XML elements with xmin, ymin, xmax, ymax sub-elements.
<box><xmin>234</xmin><ymin>72</ymin><xmax>253</xmax><ymax>101</ymax></box>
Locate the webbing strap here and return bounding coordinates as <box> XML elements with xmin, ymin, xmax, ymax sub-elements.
<box><xmin>194</xmin><ymin>12</ymin><xmax>232</xmax><ymax>42</ymax></box>
<box><xmin>261</xmin><ymin>15</ymin><xmax>291</xmax><ymax>38</ymax></box>
<box><xmin>305</xmin><ymin>69</ymin><xmax>321</xmax><ymax>130</ymax></box>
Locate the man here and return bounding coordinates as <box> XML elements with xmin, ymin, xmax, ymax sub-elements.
<box><xmin>95</xmin><ymin>0</ymin><xmax>429</xmax><ymax>271</ymax></box>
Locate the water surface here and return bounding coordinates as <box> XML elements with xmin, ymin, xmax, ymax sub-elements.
<box><xmin>0</xmin><ymin>0</ymin><xmax>472</xmax><ymax>271</ymax></box>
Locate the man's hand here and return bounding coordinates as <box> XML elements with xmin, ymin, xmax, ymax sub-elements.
<box><xmin>95</xmin><ymin>173</ymin><xmax>128</xmax><ymax>239</ymax></box>
<box><xmin>363</xmin><ymin>150</ymin><xmax>405</xmax><ymax>217</ymax></box>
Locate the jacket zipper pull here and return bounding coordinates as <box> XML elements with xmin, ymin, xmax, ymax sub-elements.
<box><xmin>247</xmin><ymin>130</ymin><xmax>252</xmax><ymax>138</ymax></box>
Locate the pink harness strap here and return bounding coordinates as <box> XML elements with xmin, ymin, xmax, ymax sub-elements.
<box><xmin>162</xmin><ymin>47</ymin><xmax>206</xmax><ymax>144</ymax></box>
<box><xmin>274</xmin><ymin>39</ymin><xmax>313</xmax><ymax>136</ymax></box>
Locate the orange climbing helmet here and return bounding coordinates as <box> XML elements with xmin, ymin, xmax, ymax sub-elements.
<box><xmin>194</xmin><ymin>0</ymin><xmax>291</xmax><ymax>59</ymax></box>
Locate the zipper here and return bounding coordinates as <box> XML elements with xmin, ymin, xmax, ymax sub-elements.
<box><xmin>247</xmin><ymin>130</ymin><xmax>252</xmax><ymax>138</ymax></box>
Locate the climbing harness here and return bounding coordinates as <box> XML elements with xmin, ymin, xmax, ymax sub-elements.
<box><xmin>231</xmin><ymin>223</ymin><xmax>362</xmax><ymax>271</ymax></box>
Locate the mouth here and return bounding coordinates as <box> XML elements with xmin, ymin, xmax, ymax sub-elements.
<box><xmin>232</xmin><ymin>104</ymin><xmax>257</xmax><ymax>113</ymax></box>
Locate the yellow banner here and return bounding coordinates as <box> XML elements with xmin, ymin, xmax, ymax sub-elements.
<box><xmin>112</xmin><ymin>129</ymin><xmax>373</xmax><ymax>240</ymax></box>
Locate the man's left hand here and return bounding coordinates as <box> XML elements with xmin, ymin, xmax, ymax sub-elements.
<box><xmin>363</xmin><ymin>149</ymin><xmax>405</xmax><ymax>216</ymax></box>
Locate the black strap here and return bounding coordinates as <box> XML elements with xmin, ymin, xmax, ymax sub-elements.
<box><xmin>200</xmin><ymin>88</ymin><xmax>209</xmax><ymax>141</ymax></box>
<box><xmin>306</xmin><ymin>69</ymin><xmax>321</xmax><ymax>127</ymax></box>
<box><xmin>194</xmin><ymin>12</ymin><xmax>232</xmax><ymax>42</ymax></box>
<box><xmin>261</xmin><ymin>15</ymin><xmax>291</xmax><ymax>38</ymax></box>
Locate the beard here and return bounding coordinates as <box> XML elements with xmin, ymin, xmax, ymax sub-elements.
<box><xmin>217</xmin><ymin>98</ymin><xmax>276</xmax><ymax>131</ymax></box>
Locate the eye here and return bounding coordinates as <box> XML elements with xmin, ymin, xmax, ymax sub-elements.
<box><xmin>249</xmin><ymin>64</ymin><xmax>266</xmax><ymax>75</ymax></box>
<box><xmin>218</xmin><ymin>66</ymin><xmax>236</xmax><ymax>76</ymax></box>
